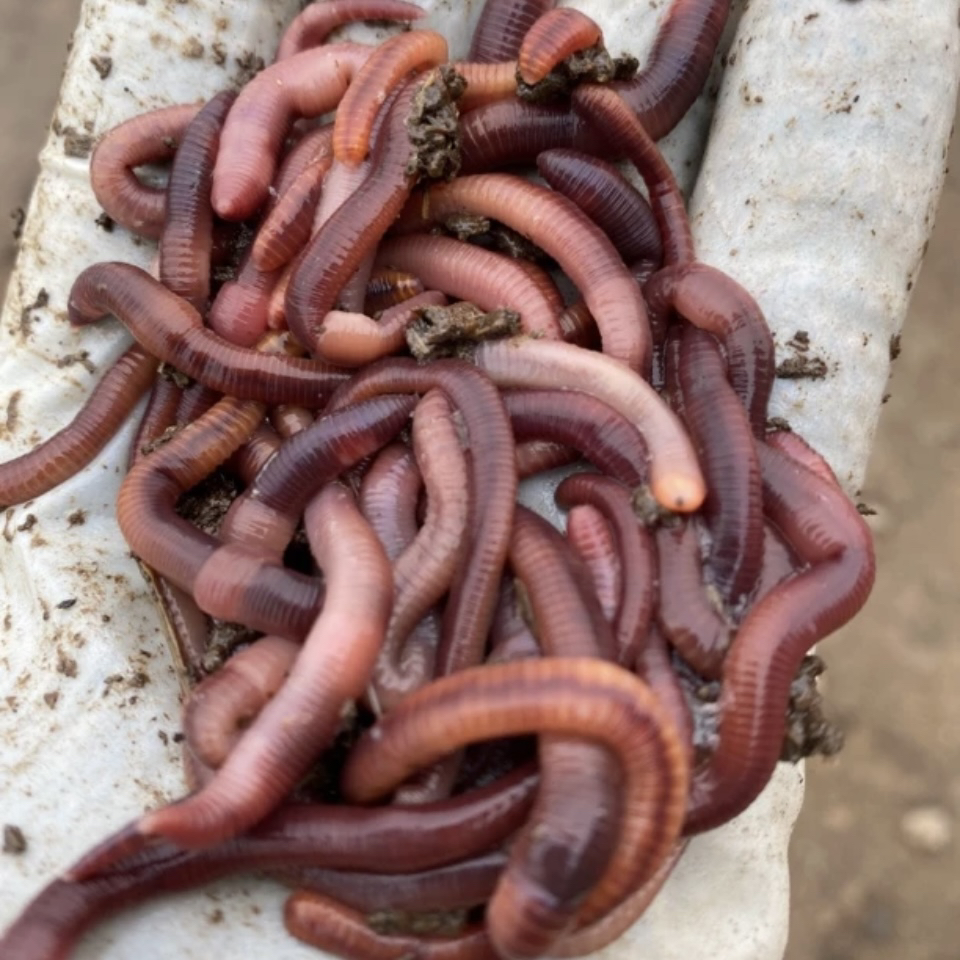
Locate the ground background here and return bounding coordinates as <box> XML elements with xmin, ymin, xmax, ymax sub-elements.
<box><xmin>1</xmin><ymin>3</ymin><xmax>957</xmax><ymax>957</ymax></box>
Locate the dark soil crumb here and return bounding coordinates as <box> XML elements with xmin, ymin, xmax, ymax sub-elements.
<box><xmin>233</xmin><ymin>51</ymin><xmax>265</xmax><ymax>87</ymax></box>
<box><xmin>95</xmin><ymin>212</ymin><xmax>115</xmax><ymax>232</ymax></box>
<box><xmin>43</xmin><ymin>691</ymin><xmax>60</xmax><ymax>709</ymax></box>
<box><xmin>2</xmin><ymin>825</ymin><xmax>27</xmax><ymax>855</ymax></box>
<box><xmin>90</xmin><ymin>55</ymin><xmax>113</xmax><ymax>79</ymax></box>
<box><xmin>56</xmin><ymin>648</ymin><xmax>78</xmax><ymax>678</ymax></box>
<box><xmin>18</xmin><ymin>288</ymin><xmax>49</xmax><ymax>338</ymax></box>
<box><xmin>67</xmin><ymin>509</ymin><xmax>87</xmax><ymax>527</ymax></box>
<box><xmin>61</xmin><ymin>127</ymin><xmax>95</xmax><ymax>159</ymax></box>
<box><xmin>889</xmin><ymin>333</ymin><xmax>902</xmax><ymax>361</ymax></box>
<box><xmin>10</xmin><ymin>207</ymin><xmax>25</xmax><ymax>241</ymax></box>
<box><xmin>55</xmin><ymin>351</ymin><xmax>96</xmax><ymax>374</ymax></box>
<box><xmin>781</xmin><ymin>655</ymin><xmax>845</xmax><ymax>762</ymax></box>
<box><xmin>766</xmin><ymin>416</ymin><xmax>793</xmax><ymax>433</ymax></box>
<box><xmin>207</xmin><ymin>908</ymin><xmax>224</xmax><ymax>925</ymax></box>
<box><xmin>176</xmin><ymin>469</ymin><xmax>240</xmax><ymax>537</ymax></box>
<box><xmin>139</xmin><ymin>423</ymin><xmax>181</xmax><ymax>457</ymax></box>
<box><xmin>211</xmin><ymin>42</ymin><xmax>227</xmax><ymax>67</ymax></box>
<box><xmin>201</xmin><ymin>619</ymin><xmax>260</xmax><ymax>676</ymax></box>
<box><xmin>442</xmin><ymin>212</ymin><xmax>491</xmax><ymax>242</ymax></box>
<box><xmin>181</xmin><ymin>38</ymin><xmax>204</xmax><ymax>59</ymax></box>
<box><xmin>407</xmin><ymin>302</ymin><xmax>519</xmax><ymax>361</ymax></box>
<box><xmin>406</xmin><ymin>65</ymin><xmax>465</xmax><ymax>181</ymax></box>
<box><xmin>776</xmin><ymin>355</ymin><xmax>828</xmax><ymax>380</ymax></box>
<box><xmin>2</xmin><ymin>391</ymin><xmax>22</xmax><ymax>437</ymax></box>
<box><xmin>157</xmin><ymin>362</ymin><xmax>193</xmax><ymax>390</ymax></box>
<box><xmin>856</xmin><ymin>502</ymin><xmax>878</xmax><ymax>517</ymax></box>
<box><xmin>632</xmin><ymin>485</ymin><xmax>674</xmax><ymax>528</ymax></box>
<box><xmin>517</xmin><ymin>43</ymin><xmax>637</xmax><ymax>103</ymax></box>
<box><xmin>441</xmin><ymin>213</ymin><xmax>549</xmax><ymax>264</ymax></box>
<box><xmin>787</xmin><ymin>330</ymin><xmax>810</xmax><ymax>352</ymax></box>
<box><xmin>368</xmin><ymin>908</ymin><xmax>468</xmax><ymax>938</ymax></box>
<box><xmin>17</xmin><ymin>513</ymin><xmax>37</xmax><ymax>533</ymax></box>
<box><xmin>56</xmin><ymin>598</ymin><xmax>77</xmax><ymax>610</ymax></box>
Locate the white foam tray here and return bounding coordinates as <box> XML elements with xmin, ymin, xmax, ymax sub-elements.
<box><xmin>0</xmin><ymin>1</ymin><xmax>957</xmax><ymax>958</ymax></box>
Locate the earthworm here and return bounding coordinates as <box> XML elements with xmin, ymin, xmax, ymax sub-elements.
<box><xmin>515</xmin><ymin>439</ymin><xmax>579</xmax><ymax>478</ymax></box>
<box><xmin>398</xmin><ymin>174</ymin><xmax>651</xmax><ymax>371</ymax></box>
<box><xmin>469</xmin><ymin>0</ymin><xmax>555</xmax><ymax>63</ymax></box>
<box><xmin>212</xmin><ymin>43</ymin><xmax>372</xmax><ymax>219</ymax></box>
<box><xmin>472</xmin><ymin>338</ymin><xmax>705</xmax><ymax>512</ymax></box>
<box><xmin>230</xmin><ymin>422</ymin><xmax>282</xmax><ymax>484</ymax></box>
<box><xmin>677</xmin><ymin>326</ymin><xmax>763</xmax><ymax>605</ymax></box>
<box><xmin>360</xmin><ymin>443</ymin><xmax>422</xmax><ymax>562</ymax></box>
<box><xmin>556</xmin><ymin>300</ymin><xmax>601</xmax><ymax>349</ymax></box>
<box><xmin>68</xmin><ymin>262</ymin><xmax>350</xmax><ymax>405</ymax></box>
<box><xmin>684</xmin><ymin>443</ymin><xmax>875</xmax><ymax>833</ymax></box>
<box><xmin>0</xmin><ymin>345</ymin><xmax>156</xmax><ymax>509</ymax></box>
<box><xmin>375</xmin><ymin>234</ymin><xmax>564</xmax><ymax>339</ymax></box>
<box><xmin>455</xmin><ymin>61</ymin><xmax>519</xmax><ymax>111</ymax></box>
<box><xmin>328</xmin><ymin>359</ymin><xmax>516</xmax><ymax>677</ymax></box>
<box><xmin>174</xmin><ymin>381</ymin><xmax>221</xmax><ymax>425</ymax></box>
<box><xmin>333</xmin><ymin>31</ymin><xmax>448</xmax><ymax>165</ymax></box>
<box><xmin>566</xmin><ymin>503</ymin><xmax>623</xmax><ymax>624</ymax></box>
<box><xmin>614</xmin><ymin>0</ymin><xmax>731</xmax><ymax>141</ymax></box>
<box><xmin>497</xmin><ymin>507</ymin><xmax>620</xmax><ymax>958</ymax></box>
<box><xmin>138</xmin><ymin>483</ymin><xmax>394</xmax><ymax>851</ymax></box>
<box><xmin>364</xmin><ymin>269</ymin><xmax>425</xmax><ymax>313</ymax></box>
<box><xmin>554</xmin><ymin>473</ymin><xmax>656</xmax><ymax>669</ymax></box>
<box><xmin>766</xmin><ymin>428</ymin><xmax>840</xmax><ymax>486</ymax></box>
<box><xmin>754</xmin><ymin>523</ymin><xmax>800</xmax><ymax>604</ymax></box>
<box><xmin>635</xmin><ymin>626</ymin><xmax>695</xmax><ymax>760</ymax></box>
<box><xmin>536</xmin><ymin>148</ymin><xmax>663</xmax><ymax>266</ymax></box>
<box><xmin>159</xmin><ymin>91</ymin><xmax>235</xmax><ymax>311</ymax></box>
<box><xmin>654</xmin><ymin>519</ymin><xmax>730</xmax><ymax>679</ymax></box>
<box><xmin>645</xmin><ymin>261</ymin><xmax>775</xmax><ymax>434</ymax></box>
<box><xmin>183</xmin><ymin>635</ymin><xmax>300</xmax><ymax>770</ymax></box>
<box><xmin>340</xmin><ymin>658</ymin><xmax>689</xmax><ymax>930</ymax></box>
<box><xmin>273</xmin><ymin>125</ymin><xmax>335</xmax><ymax>196</ymax></box>
<box><xmin>502</xmin><ymin>389</ymin><xmax>650</xmax><ymax>488</ymax></box>
<box><xmin>373</xmin><ymin>391</ymin><xmax>469</xmax><ymax>710</ymax></box>
<box><xmin>89</xmin><ymin>102</ymin><xmax>202</xmax><ymax>237</ymax></box>
<box><xmin>315</xmin><ymin>291</ymin><xmax>449</xmax><ymax>366</ymax></box>
<box><xmin>270</xmin><ymin>404</ymin><xmax>315</xmax><ymax>438</ymax></box>
<box><xmin>276</xmin><ymin>0</ymin><xmax>426</xmax><ymax>61</ymax></box>
<box><xmin>572</xmin><ymin>84</ymin><xmax>694</xmax><ymax>266</ymax></box>
<box><xmin>149</xmin><ymin>574</ymin><xmax>212</xmax><ymax>684</ymax></box>
<box><xmin>207</xmin><ymin>251</ymin><xmax>284</xmax><ymax>347</ymax></box>
<box><xmin>128</xmin><ymin>375</ymin><xmax>182</xmax><ymax>467</ymax></box>
<box><xmin>517</xmin><ymin>7</ymin><xmax>603</xmax><ymax>85</ymax></box>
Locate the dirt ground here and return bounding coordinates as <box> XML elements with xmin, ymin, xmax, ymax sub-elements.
<box><xmin>1</xmin><ymin>3</ymin><xmax>957</xmax><ymax>958</ymax></box>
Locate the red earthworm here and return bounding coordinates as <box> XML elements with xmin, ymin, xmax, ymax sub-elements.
<box><xmin>68</xmin><ymin>262</ymin><xmax>349</xmax><ymax>405</ymax></box>
<box><xmin>230</xmin><ymin>422</ymin><xmax>282</xmax><ymax>484</ymax></box>
<box><xmin>397</xmin><ymin>174</ymin><xmax>651</xmax><ymax>371</ymax></box>
<box><xmin>613</xmin><ymin>0</ymin><xmax>731</xmax><ymax>142</ymax></box>
<box><xmin>517</xmin><ymin>8</ymin><xmax>603</xmax><ymax>85</ymax></box>
<box><xmin>536</xmin><ymin>148</ymin><xmax>663</xmax><ymax>267</ymax></box>
<box><xmin>685</xmin><ymin>442</ymin><xmax>875</xmax><ymax>834</ymax></box>
<box><xmin>458</xmin><ymin>100</ymin><xmax>601</xmax><ymax>174</ymax></box>
<box><xmin>29</xmin><ymin>771</ymin><xmax>537</xmax><ymax>950</ymax></box>
<box><xmin>515</xmin><ymin>439</ymin><xmax>579</xmax><ymax>478</ymax></box>
<box><xmin>678</xmin><ymin>326</ymin><xmax>763</xmax><ymax>605</ymax></box>
<box><xmin>138</xmin><ymin>482</ymin><xmax>394</xmax><ymax>851</ymax></box>
<box><xmin>286</xmin><ymin>895</ymin><xmax>495</xmax><ymax>960</ymax></box>
<box><xmin>766</xmin><ymin>429</ymin><xmax>840</xmax><ymax>486</ymax></box>
<box><xmin>455</xmin><ymin>60</ymin><xmax>518</xmax><ymax>111</ymax></box>
<box><xmin>645</xmin><ymin>261</ymin><xmax>775</xmax><ymax>435</ymax></box>
<box><xmin>149</xmin><ymin>574</ymin><xmax>212</xmax><ymax>684</ymax></box>
<box><xmin>373</xmin><ymin>391</ymin><xmax>469</xmax><ymax>710</ymax></box>
<box><xmin>183</xmin><ymin>635</ymin><xmax>300</xmax><ymax>770</ymax></box>
<box><xmin>472</xmin><ymin>338</ymin><xmax>705</xmax><ymax>512</ymax></box>
<box><xmin>212</xmin><ymin>43</ymin><xmax>371</xmax><ymax>220</ymax></box>
<box><xmin>317</xmin><ymin>290</ymin><xmax>448</xmax><ymax>366</ymax></box>
<box><xmin>375</xmin><ymin>234</ymin><xmax>564</xmax><ymax>339</ymax></box>
<box><xmin>503</xmin><ymin>389</ymin><xmax>650</xmax><ymax>488</ymax></box>
<box><xmin>275</xmin><ymin>0</ymin><xmax>426</xmax><ymax>61</ymax></box>
<box><xmin>0</xmin><ymin>345</ymin><xmax>156</xmax><ymax>509</ymax></box>
<box><xmin>360</xmin><ymin>443</ymin><xmax>422</xmax><ymax>562</ymax></box>
<box><xmin>285</xmin><ymin>852</ymin><xmax>506</xmax><ymax>914</ymax></box>
<box><xmin>328</xmin><ymin>359</ymin><xmax>516</xmax><ymax>677</ymax></box>
<box><xmin>556</xmin><ymin>300</ymin><xmax>600</xmax><ymax>349</ymax></box>
<box><xmin>753</xmin><ymin>522</ymin><xmax>800</xmax><ymax>604</ymax></box>
<box><xmin>566</xmin><ymin>503</ymin><xmax>622</xmax><ymax>623</ymax></box>
<box><xmin>334</xmin><ymin>31</ymin><xmax>448</xmax><ymax>166</ymax></box>
<box><xmin>89</xmin><ymin>102</ymin><xmax>202</xmax><ymax>237</ymax></box>
<box><xmin>340</xmin><ymin>658</ymin><xmax>689</xmax><ymax>929</ymax></box>
<box><xmin>159</xmin><ymin>91</ymin><xmax>235</xmax><ymax>311</ymax></box>
<box><xmin>654</xmin><ymin>519</ymin><xmax>730</xmax><ymax>679</ymax></box>
<box><xmin>498</xmin><ymin>508</ymin><xmax>620</xmax><ymax>958</ymax></box>
<box><xmin>489</xmin><ymin>578</ymin><xmax>537</xmax><ymax>658</ymax></box>
<box><xmin>365</xmin><ymin>268</ymin><xmax>425</xmax><ymax>313</ymax></box>
<box><xmin>469</xmin><ymin>0</ymin><xmax>555</xmax><ymax>64</ymax></box>
<box><xmin>554</xmin><ymin>474</ymin><xmax>656</xmax><ymax>668</ymax></box>
<box><xmin>174</xmin><ymin>382</ymin><xmax>221</xmax><ymax>425</ymax></box>
<box><xmin>270</xmin><ymin>404</ymin><xmax>315</xmax><ymax>438</ymax></box>
<box><xmin>267</xmin><ymin>258</ymin><xmax>297</xmax><ymax>330</ymax></box>
<box><xmin>273</xmin><ymin>125</ymin><xmax>334</xmax><ymax>197</ymax></box>
<box><xmin>208</xmin><ymin>251</ymin><xmax>285</xmax><ymax>347</ymax></box>
<box><xmin>251</xmin><ymin>153</ymin><xmax>334</xmax><ymax>272</ymax></box>
<box><xmin>572</xmin><ymin>84</ymin><xmax>694</xmax><ymax>266</ymax></box>
<box><xmin>128</xmin><ymin>376</ymin><xmax>182</xmax><ymax>467</ymax></box>
<box><xmin>635</xmin><ymin>626</ymin><xmax>695</xmax><ymax>760</ymax></box>
<box><xmin>286</xmin><ymin>81</ymin><xmax>421</xmax><ymax>352</ymax></box>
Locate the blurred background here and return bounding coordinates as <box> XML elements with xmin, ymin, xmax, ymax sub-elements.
<box><xmin>1</xmin><ymin>3</ymin><xmax>957</xmax><ymax>958</ymax></box>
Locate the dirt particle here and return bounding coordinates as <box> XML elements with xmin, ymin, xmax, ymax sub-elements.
<box><xmin>56</xmin><ymin>598</ymin><xmax>78</xmax><ymax>611</ymax></box>
<box><xmin>67</xmin><ymin>509</ymin><xmax>87</xmax><ymax>527</ymax></box>
<box><xmin>766</xmin><ymin>416</ymin><xmax>793</xmax><ymax>433</ymax></box>
<box><xmin>43</xmin><ymin>691</ymin><xmax>60</xmax><ymax>709</ymax></box>
<box><xmin>211</xmin><ymin>42</ymin><xmax>227</xmax><ymax>66</ymax></box>
<box><xmin>95</xmin><ymin>212</ymin><xmax>115</xmax><ymax>232</ymax></box>
<box><xmin>776</xmin><ymin>355</ymin><xmax>828</xmax><ymax>380</ymax></box>
<box><xmin>90</xmin><ymin>55</ymin><xmax>113</xmax><ymax>79</ymax></box>
<box><xmin>61</xmin><ymin>127</ymin><xmax>95</xmax><ymax>159</ymax></box>
<box><xmin>18</xmin><ymin>287</ymin><xmax>49</xmax><ymax>338</ymax></box>
<box><xmin>208</xmin><ymin>908</ymin><xmax>225</xmax><ymax>925</ymax></box>
<box><xmin>56</xmin><ymin>648</ymin><xmax>78</xmax><ymax>678</ymax></box>
<box><xmin>55</xmin><ymin>351</ymin><xmax>96</xmax><ymax>374</ymax></box>
<box><xmin>787</xmin><ymin>330</ymin><xmax>810</xmax><ymax>353</ymax></box>
<box><xmin>182</xmin><ymin>38</ymin><xmax>204</xmax><ymax>59</ymax></box>
<box><xmin>856</xmin><ymin>502</ymin><xmax>878</xmax><ymax>517</ymax></box>
<box><xmin>1</xmin><ymin>391</ymin><xmax>22</xmax><ymax>437</ymax></box>
<box><xmin>2</xmin><ymin>825</ymin><xmax>27</xmax><ymax>855</ymax></box>
<box><xmin>233</xmin><ymin>51</ymin><xmax>265</xmax><ymax>86</ymax></box>
<box><xmin>17</xmin><ymin>513</ymin><xmax>37</xmax><ymax>534</ymax></box>
<box><xmin>889</xmin><ymin>333</ymin><xmax>901</xmax><ymax>361</ymax></box>
<box><xmin>781</xmin><ymin>655</ymin><xmax>844</xmax><ymax>762</ymax></box>
<box><xmin>10</xmin><ymin>207</ymin><xmax>25</xmax><ymax>241</ymax></box>
<box><xmin>803</xmin><ymin>12</ymin><xmax>819</xmax><ymax>23</ymax></box>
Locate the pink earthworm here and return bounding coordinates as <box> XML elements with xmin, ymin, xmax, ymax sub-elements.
<box><xmin>360</xmin><ymin>443</ymin><xmax>422</xmax><ymax>562</ymax></box>
<box><xmin>565</xmin><ymin>503</ymin><xmax>623</xmax><ymax>624</ymax></box>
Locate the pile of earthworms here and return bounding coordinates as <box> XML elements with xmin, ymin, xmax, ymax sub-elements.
<box><xmin>0</xmin><ymin>0</ymin><xmax>877</xmax><ymax>958</ymax></box>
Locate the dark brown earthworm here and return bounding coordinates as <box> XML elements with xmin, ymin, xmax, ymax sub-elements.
<box><xmin>159</xmin><ymin>91</ymin><xmax>235</xmax><ymax>311</ymax></box>
<box><xmin>554</xmin><ymin>473</ymin><xmax>656</xmax><ymax>669</ymax></box>
<box><xmin>517</xmin><ymin>7</ymin><xmax>603</xmax><ymax>85</ymax></box>
<box><xmin>89</xmin><ymin>102</ymin><xmax>201</xmax><ymax>237</ymax></box>
<box><xmin>68</xmin><ymin>262</ymin><xmax>349</xmax><ymax>405</ymax></box>
<box><xmin>360</xmin><ymin>443</ymin><xmax>422</xmax><ymax>562</ymax></box>
<box><xmin>645</xmin><ymin>261</ymin><xmax>775</xmax><ymax>435</ymax></box>
<box><xmin>365</xmin><ymin>269</ymin><xmax>425</xmax><ymax>313</ymax></box>
<box><xmin>536</xmin><ymin>149</ymin><xmax>663</xmax><ymax>267</ymax></box>
<box><xmin>684</xmin><ymin>443</ymin><xmax>875</xmax><ymax>833</ymax></box>
<box><xmin>212</xmin><ymin>43</ymin><xmax>371</xmax><ymax>219</ymax></box>
<box><xmin>397</xmin><ymin>174</ymin><xmax>651</xmax><ymax>371</ymax></box>
<box><xmin>473</xmin><ymin>338</ymin><xmax>704</xmax><ymax>512</ymax></box>
<box><xmin>328</xmin><ymin>359</ymin><xmax>516</xmax><ymax>677</ymax></box>
<box><xmin>375</xmin><ymin>234</ymin><xmax>564</xmax><ymax>339</ymax></box>
<box><xmin>469</xmin><ymin>0</ymin><xmax>555</xmax><ymax>64</ymax></box>
<box><xmin>0</xmin><ymin>345</ymin><xmax>156</xmax><ymax>509</ymax></box>
<box><xmin>614</xmin><ymin>0</ymin><xmax>731</xmax><ymax>141</ymax></box>
<box><xmin>678</xmin><ymin>325</ymin><xmax>763</xmax><ymax>605</ymax></box>
<box><xmin>276</xmin><ymin>0</ymin><xmax>426</xmax><ymax>61</ymax></box>
<box><xmin>572</xmin><ymin>84</ymin><xmax>694</xmax><ymax>266</ymax></box>
<box><xmin>566</xmin><ymin>503</ymin><xmax>622</xmax><ymax>624</ymax></box>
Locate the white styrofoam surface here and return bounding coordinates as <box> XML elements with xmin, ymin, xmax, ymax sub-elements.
<box><xmin>0</xmin><ymin>1</ymin><xmax>956</xmax><ymax>958</ymax></box>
